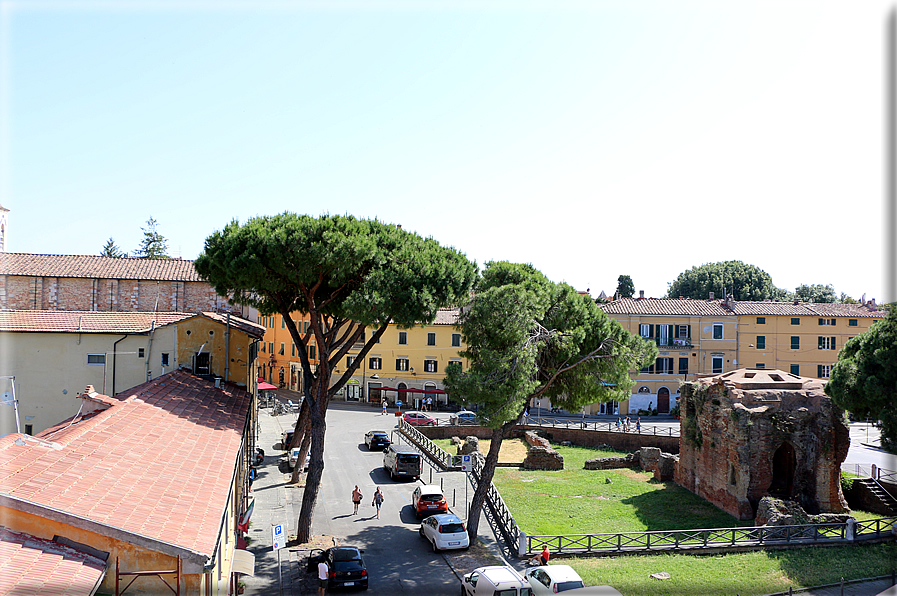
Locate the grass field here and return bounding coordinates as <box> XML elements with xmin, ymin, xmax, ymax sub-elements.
<box><xmin>440</xmin><ymin>436</ymin><xmax>894</xmax><ymax>595</ymax></box>
<box><xmin>568</xmin><ymin>543</ymin><xmax>897</xmax><ymax>596</ymax></box>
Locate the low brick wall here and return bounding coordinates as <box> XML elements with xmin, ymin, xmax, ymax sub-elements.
<box><xmin>520</xmin><ymin>426</ymin><xmax>679</xmax><ymax>454</ymax></box>
<box><xmin>417</xmin><ymin>425</ymin><xmax>679</xmax><ymax>454</ymax></box>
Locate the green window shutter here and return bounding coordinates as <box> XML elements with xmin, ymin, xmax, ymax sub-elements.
<box><xmin>668</xmin><ymin>325</ymin><xmax>674</xmax><ymax>340</ymax></box>
<box><xmin>818</xmin><ymin>337</ymin><xmax>824</xmax><ymax>349</ymax></box>
<box><xmin>649</xmin><ymin>325</ymin><xmax>655</xmax><ymax>338</ymax></box>
<box><xmin>674</xmin><ymin>325</ymin><xmax>680</xmax><ymax>339</ymax></box>
<box><xmin>818</xmin><ymin>318</ymin><xmax>823</xmax><ymax>326</ymax></box>
<box><xmin>832</xmin><ymin>338</ymin><xmax>836</xmax><ymax>350</ymax></box>
<box><xmin>791</xmin><ymin>336</ymin><xmax>800</xmax><ymax>350</ymax></box>
<box><xmin>757</xmin><ymin>336</ymin><xmax>765</xmax><ymax>349</ymax></box>
<box><xmin>790</xmin><ymin>364</ymin><xmax>799</xmax><ymax>375</ymax></box>
<box><xmin>818</xmin><ymin>365</ymin><xmax>824</xmax><ymax>377</ymax></box>
<box><xmin>849</xmin><ymin>319</ymin><xmax>858</xmax><ymax>327</ymax></box>
<box><xmin>687</xmin><ymin>325</ymin><xmax>691</xmax><ymax>339</ymax></box>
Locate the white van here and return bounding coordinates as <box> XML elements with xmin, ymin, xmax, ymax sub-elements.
<box><xmin>461</xmin><ymin>566</ymin><xmax>532</xmax><ymax>596</ymax></box>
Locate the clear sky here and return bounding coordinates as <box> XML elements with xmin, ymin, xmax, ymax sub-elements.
<box><xmin>1</xmin><ymin>1</ymin><xmax>893</xmax><ymax>302</ymax></box>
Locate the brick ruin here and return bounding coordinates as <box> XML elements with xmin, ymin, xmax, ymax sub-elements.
<box><xmin>675</xmin><ymin>368</ymin><xmax>849</xmax><ymax>521</ymax></box>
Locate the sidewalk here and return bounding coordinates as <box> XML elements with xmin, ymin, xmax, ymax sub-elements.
<box><xmin>242</xmin><ymin>402</ymin><xmax>308</xmax><ymax>595</ymax></box>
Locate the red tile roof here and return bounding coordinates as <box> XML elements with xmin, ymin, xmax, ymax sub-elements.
<box><xmin>200</xmin><ymin>311</ymin><xmax>266</xmax><ymax>338</ymax></box>
<box><xmin>0</xmin><ymin>527</ymin><xmax>106</xmax><ymax>596</ymax></box>
<box><xmin>432</xmin><ymin>308</ymin><xmax>461</xmax><ymax>325</ymax></box>
<box><xmin>728</xmin><ymin>301</ymin><xmax>883</xmax><ymax>318</ymax></box>
<box><xmin>600</xmin><ymin>297</ymin><xmax>736</xmax><ymax>317</ymax></box>
<box><xmin>0</xmin><ymin>253</ymin><xmax>204</xmax><ymax>281</ymax></box>
<box><xmin>600</xmin><ymin>297</ymin><xmax>884</xmax><ymax>319</ymax></box>
<box><xmin>0</xmin><ymin>310</ymin><xmax>194</xmax><ymax>333</ymax></box>
<box><xmin>0</xmin><ymin>370</ymin><xmax>251</xmax><ymax>558</ymax></box>
<box><xmin>0</xmin><ymin>310</ymin><xmax>265</xmax><ymax>337</ymax></box>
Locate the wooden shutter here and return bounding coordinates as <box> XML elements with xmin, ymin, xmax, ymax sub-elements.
<box><xmin>818</xmin><ymin>337</ymin><xmax>824</xmax><ymax>349</ymax></box>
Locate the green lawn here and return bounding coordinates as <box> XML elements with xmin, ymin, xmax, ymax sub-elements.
<box><xmin>568</xmin><ymin>543</ymin><xmax>897</xmax><ymax>596</ymax></box>
<box><xmin>485</xmin><ymin>441</ymin><xmax>894</xmax><ymax>595</ymax></box>
<box><xmin>494</xmin><ymin>443</ymin><xmax>753</xmax><ymax>535</ymax></box>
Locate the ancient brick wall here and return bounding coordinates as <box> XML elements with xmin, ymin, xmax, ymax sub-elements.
<box><xmin>675</xmin><ymin>371</ymin><xmax>849</xmax><ymax>521</ymax></box>
<box><xmin>2</xmin><ymin>275</ymin><xmax>241</xmax><ymax>315</ymax></box>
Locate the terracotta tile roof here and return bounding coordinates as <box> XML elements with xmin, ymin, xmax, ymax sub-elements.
<box><xmin>201</xmin><ymin>311</ymin><xmax>266</xmax><ymax>338</ymax></box>
<box><xmin>0</xmin><ymin>370</ymin><xmax>251</xmax><ymax>557</ymax></box>
<box><xmin>600</xmin><ymin>298</ymin><xmax>884</xmax><ymax>319</ymax></box>
<box><xmin>431</xmin><ymin>308</ymin><xmax>460</xmax><ymax>325</ymax></box>
<box><xmin>0</xmin><ymin>310</ymin><xmax>194</xmax><ymax>333</ymax></box>
<box><xmin>599</xmin><ymin>297</ymin><xmax>736</xmax><ymax>317</ymax></box>
<box><xmin>0</xmin><ymin>310</ymin><xmax>265</xmax><ymax>337</ymax></box>
<box><xmin>0</xmin><ymin>527</ymin><xmax>106</xmax><ymax>596</ymax></box>
<box><xmin>0</xmin><ymin>252</ymin><xmax>204</xmax><ymax>281</ymax></box>
<box><xmin>728</xmin><ymin>301</ymin><xmax>884</xmax><ymax>318</ymax></box>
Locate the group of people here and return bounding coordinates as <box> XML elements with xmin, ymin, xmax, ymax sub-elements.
<box><xmin>351</xmin><ymin>485</ymin><xmax>385</xmax><ymax>518</ymax></box>
<box><xmin>615</xmin><ymin>416</ymin><xmax>641</xmax><ymax>432</ymax></box>
<box><xmin>380</xmin><ymin>396</ymin><xmax>435</xmax><ymax>414</ymax></box>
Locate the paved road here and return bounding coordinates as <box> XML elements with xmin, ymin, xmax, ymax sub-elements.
<box><xmin>244</xmin><ymin>402</ymin><xmax>508</xmax><ymax>595</ymax></box>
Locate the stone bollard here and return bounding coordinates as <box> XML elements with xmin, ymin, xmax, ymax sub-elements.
<box><xmin>846</xmin><ymin>518</ymin><xmax>855</xmax><ymax>541</ymax></box>
<box><xmin>518</xmin><ymin>532</ymin><xmax>528</xmax><ymax>558</ymax></box>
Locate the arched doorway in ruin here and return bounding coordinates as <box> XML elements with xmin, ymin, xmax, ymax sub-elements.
<box><xmin>657</xmin><ymin>387</ymin><xmax>670</xmax><ymax>413</ymax></box>
<box><xmin>769</xmin><ymin>441</ymin><xmax>796</xmax><ymax>498</ymax></box>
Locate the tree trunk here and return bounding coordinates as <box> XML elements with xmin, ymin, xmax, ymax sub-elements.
<box><xmin>296</xmin><ymin>379</ymin><xmax>328</xmax><ymax>543</ymax></box>
<box><xmin>466</xmin><ymin>425</ymin><xmax>508</xmax><ymax>541</ymax></box>
<box><xmin>289</xmin><ymin>401</ymin><xmax>311</xmax><ymax>484</ymax></box>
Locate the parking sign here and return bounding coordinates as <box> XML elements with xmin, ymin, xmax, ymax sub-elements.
<box><xmin>272</xmin><ymin>523</ymin><xmax>284</xmax><ymax>551</ymax></box>
<box><xmin>461</xmin><ymin>454</ymin><xmax>472</xmax><ymax>472</ymax></box>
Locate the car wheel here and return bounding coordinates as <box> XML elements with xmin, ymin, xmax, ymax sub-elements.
<box><xmin>432</xmin><ymin>539</ymin><xmax>439</xmax><ymax>553</ymax></box>
<box><xmin>419</xmin><ymin>526</ymin><xmax>425</xmax><ymax>537</ymax></box>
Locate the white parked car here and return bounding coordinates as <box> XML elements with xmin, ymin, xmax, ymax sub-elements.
<box><xmin>524</xmin><ymin>565</ymin><xmax>622</xmax><ymax>596</ymax></box>
<box><xmin>419</xmin><ymin>513</ymin><xmax>469</xmax><ymax>551</ymax></box>
<box><xmin>461</xmin><ymin>566</ymin><xmax>532</xmax><ymax>596</ymax></box>
<box><xmin>288</xmin><ymin>448</ymin><xmax>310</xmax><ymax>471</ymax></box>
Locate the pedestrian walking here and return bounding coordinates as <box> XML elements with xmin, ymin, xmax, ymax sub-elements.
<box><xmin>381</xmin><ymin>398</ymin><xmax>387</xmax><ymax>415</ymax></box>
<box><xmin>352</xmin><ymin>485</ymin><xmax>363</xmax><ymax>514</ymax></box>
<box><xmin>371</xmin><ymin>487</ymin><xmax>384</xmax><ymax>518</ymax></box>
<box><xmin>616</xmin><ymin>417</ymin><xmax>622</xmax><ymax>431</ymax></box>
<box><xmin>426</xmin><ymin>396</ymin><xmax>432</xmax><ymax>411</ymax></box>
<box><xmin>625</xmin><ymin>416</ymin><xmax>631</xmax><ymax>432</ymax></box>
<box><xmin>636</xmin><ymin>417</ymin><xmax>641</xmax><ymax>432</ymax></box>
<box><xmin>317</xmin><ymin>559</ymin><xmax>329</xmax><ymax>595</ymax></box>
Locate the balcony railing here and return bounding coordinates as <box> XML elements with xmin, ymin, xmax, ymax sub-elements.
<box><xmin>642</xmin><ymin>337</ymin><xmax>693</xmax><ymax>348</ymax></box>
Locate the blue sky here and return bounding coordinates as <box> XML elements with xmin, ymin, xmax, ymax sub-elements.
<box><xmin>1</xmin><ymin>1</ymin><xmax>892</xmax><ymax>302</ymax></box>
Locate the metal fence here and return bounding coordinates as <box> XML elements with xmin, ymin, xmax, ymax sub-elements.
<box><xmin>398</xmin><ymin>420</ymin><xmax>524</xmax><ymax>553</ymax></box>
<box><xmin>524</xmin><ymin>516</ymin><xmax>897</xmax><ymax>556</ymax></box>
<box><xmin>841</xmin><ymin>463</ymin><xmax>897</xmax><ymax>484</ymax></box>
<box><xmin>522</xmin><ymin>416</ymin><xmax>681</xmax><ymax>437</ymax></box>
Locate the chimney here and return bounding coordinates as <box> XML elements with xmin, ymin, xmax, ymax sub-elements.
<box><xmin>638</xmin><ymin>290</ymin><xmax>645</xmax><ymax>299</ymax></box>
<box><xmin>709</xmin><ymin>292</ymin><xmax>714</xmax><ymax>300</ymax></box>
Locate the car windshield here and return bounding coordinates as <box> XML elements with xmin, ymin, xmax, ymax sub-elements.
<box><xmin>397</xmin><ymin>454</ymin><xmax>419</xmax><ymax>463</ymax></box>
<box><xmin>439</xmin><ymin>522</ymin><xmax>464</xmax><ymax>533</ymax></box>
<box><xmin>555</xmin><ymin>580</ymin><xmax>585</xmax><ymax>591</ymax></box>
<box><xmin>331</xmin><ymin>549</ymin><xmax>361</xmax><ymax>562</ymax></box>
<box><xmin>420</xmin><ymin>494</ymin><xmax>443</xmax><ymax>502</ymax></box>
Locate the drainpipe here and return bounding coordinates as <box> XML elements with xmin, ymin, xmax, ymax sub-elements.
<box><xmin>145</xmin><ymin>320</ymin><xmax>156</xmax><ymax>381</ymax></box>
<box><xmin>112</xmin><ymin>335</ymin><xmax>127</xmax><ymax>395</ymax></box>
<box><xmin>224</xmin><ymin>314</ymin><xmax>231</xmax><ymax>383</ymax></box>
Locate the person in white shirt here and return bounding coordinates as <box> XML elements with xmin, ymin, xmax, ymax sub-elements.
<box><xmin>317</xmin><ymin>559</ymin><xmax>329</xmax><ymax>595</ymax></box>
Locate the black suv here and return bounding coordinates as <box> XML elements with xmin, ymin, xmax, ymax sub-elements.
<box><xmin>364</xmin><ymin>430</ymin><xmax>391</xmax><ymax>451</ymax></box>
<box><xmin>307</xmin><ymin>547</ymin><xmax>368</xmax><ymax>590</ymax></box>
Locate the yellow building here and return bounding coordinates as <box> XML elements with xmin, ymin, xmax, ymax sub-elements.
<box><xmin>0</xmin><ymin>310</ymin><xmax>264</xmax><ymax>436</ymax></box>
<box><xmin>600</xmin><ymin>295</ymin><xmax>884</xmax><ymax>415</ymax></box>
<box><xmin>259</xmin><ymin>309</ymin><xmax>468</xmax><ymax>408</ymax></box>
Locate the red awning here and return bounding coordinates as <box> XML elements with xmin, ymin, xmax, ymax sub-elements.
<box><xmin>257</xmin><ymin>380</ymin><xmax>278</xmax><ymax>391</ymax></box>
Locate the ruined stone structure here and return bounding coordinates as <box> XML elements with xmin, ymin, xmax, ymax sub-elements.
<box><xmin>675</xmin><ymin>368</ymin><xmax>849</xmax><ymax>520</ymax></box>
<box><xmin>522</xmin><ymin>430</ymin><xmax>564</xmax><ymax>470</ymax></box>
